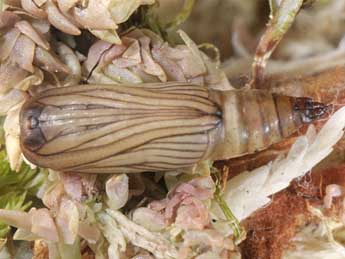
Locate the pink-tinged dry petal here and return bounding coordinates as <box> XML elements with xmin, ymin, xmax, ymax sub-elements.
<box><xmin>164</xmin><ymin>193</ymin><xmax>188</xmax><ymax>221</ymax></box>
<box><xmin>141</xmin><ymin>48</ymin><xmax>166</xmax><ymax>81</ymax></box>
<box><xmin>21</xmin><ymin>0</ymin><xmax>47</xmax><ymax>18</ymax></box>
<box><xmin>42</xmin><ymin>182</ymin><xmax>65</xmax><ymax>210</ymax></box>
<box><xmin>151</xmin><ymin>49</ymin><xmax>186</xmax><ymax>82</ymax></box>
<box><xmin>112</xmin><ymin>40</ymin><xmax>142</xmax><ymax>68</ymax></box>
<box><xmin>131</xmin><ymin>254</ymin><xmax>155</xmax><ymax>259</ymax></box>
<box><xmin>55</xmin><ymin>198</ymin><xmax>79</xmax><ymax>244</ymax></box>
<box><xmin>139</xmin><ymin>36</ymin><xmax>167</xmax><ymax>81</ymax></box>
<box><xmin>45</xmin><ymin>0</ymin><xmax>81</xmax><ymax>35</ymax></box>
<box><xmin>132</xmin><ymin>207</ymin><xmax>166</xmax><ymax>232</ymax></box>
<box><xmin>129</xmin><ymin>66</ymin><xmax>160</xmax><ymax>83</ymax></box>
<box><xmin>104</xmin><ymin>64</ymin><xmax>143</xmax><ymax>83</ymax></box>
<box><xmin>175</xmin><ymin>182</ymin><xmax>213</xmax><ymax>201</ymax></box>
<box><xmin>175</xmin><ymin>46</ymin><xmax>206</xmax><ymax>79</ymax></box>
<box><xmin>122</xmin><ymin>39</ymin><xmax>141</xmax><ymax>59</ymax></box>
<box><xmin>148</xmin><ymin>177</ymin><xmax>215</xmax><ymax>228</ymax></box>
<box><xmin>34</xmin><ymin>46</ymin><xmax>70</xmax><ymax>73</ymax></box>
<box><xmin>84</xmin><ymin>40</ymin><xmax>112</xmax><ymax>73</ymax></box>
<box><xmin>56</xmin><ymin>0</ymin><xmax>79</xmax><ymax>13</ymax></box>
<box><xmin>12</xmin><ymin>34</ymin><xmax>36</xmax><ymax>73</ymax></box>
<box><xmin>148</xmin><ymin>198</ymin><xmax>169</xmax><ymax>211</ymax></box>
<box><xmin>74</xmin><ymin>0</ymin><xmax>117</xmax><ymax>30</ymax></box>
<box><xmin>89</xmin><ymin>28</ymin><xmax>121</xmax><ymax>44</ymax></box>
<box><xmin>30</xmin><ymin>208</ymin><xmax>59</xmax><ymax>242</ymax></box>
<box><xmin>156</xmin><ymin>43</ymin><xmax>185</xmax><ymax>60</ymax></box>
<box><xmin>179</xmin><ymin>176</ymin><xmax>215</xmax><ymax>200</ymax></box>
<box><xmin>183</xmin><ymin>229</ymin><xmax>233</xmax><ymax>250</ymax></box>
<box><xmin>0</xmin><ymin>209</ymin><xmax>32</xmax><ymax>230</ymax></box>
<box><xmin>0</xmin><ymin>11</ymin><xmax>21</xmax><ymax>29</ymax></box>
<box><xmin>0</xmin><ymin>89</ymin><xmax>27</xmax><ymax>116</ymax></box>
<box><xmin>189</xmin><ymin>76</ymin><xmax>204</xmax><ymax>85</ymax></box>
<box><xmin>80</xmin><ymin>174</ymin><xmax>98</xmax><ymax>197</ymax></box>
<box><xmin>61</xmin><ymin>173</ymin><xmax>83</xmax><ymax>201</ymax></box>
<box><xmin>111</xmin><ymin>57</ymin><xmax>141</xmax><ymax>69</ymax></box>
<box><xmin>101</xmin><ymin>44</ymin><xmax>127</xmax><ymax>67</ymax></box>
<box><xmin>177</xmin><ymin>30</ymin><xmax>207</xmax><ymax>76</ymax></box>
<box><xmin>15</xmin><ymin>20</ymin><xmax>50</xmax><ymax>50</ymax></box>
<box><xmin>14</xmin><ymin>68</ymin><xmax>43</xmax><ymax>92</ymax></box>
<box><xmin>4</xmin><ymin>101</ymin><xmax>23</xmax><ymax>171</ymax></box>
<box><xmin>78</xmin><ymin>221</ymin><xmax>101</xmax><ymax>244</ymax></box>
<box><xmin>106</xmin><ymin>174</ymin><xmax>129</xmax><ymax>210</ymax></box>
<box><xmin>109</xmin><ymin>0</ymin><xmax>155</xmax><ymax>24</ymax></box>
<box><xmin>31</xmin><ymin>19</ymin><xmax>51</xmax><ymax>34</ymax></box>
<box><xmin>0</xmin><ymin>28</ymin><xmax>21</xmax><ymax>61</ymax></box>
<box><xmin>175</xmin><ymin>197</ymin><xmax>210</xmax><ymax>230</ymax></box>
<box><xmin>56</xmin><ymin>42</ymin><xmax>81</xmax><ymax>86</ymax></box>
<box><xmin>33</xmin><ymin>0</ymin><xmax>47</xmax><ymax>7</ymax></box>
<box><xmin>0</xmin><ymin>61</ymin><xmax>29</xmax><ymax>94</ymax></box>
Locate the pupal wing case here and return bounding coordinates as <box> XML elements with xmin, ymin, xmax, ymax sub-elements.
<box><xmin>20</xmin><ymin>83</ymin><xmax>222</xmax><ymax>173</ymax></box>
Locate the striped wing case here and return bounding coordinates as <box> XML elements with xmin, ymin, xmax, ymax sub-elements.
<box><xmin>20</xmin><ymin>83</ymin><xmax>221</xmax><ymax>173</ymax></box>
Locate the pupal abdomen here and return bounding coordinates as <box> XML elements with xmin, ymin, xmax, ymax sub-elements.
<box><xmin>20</xmin><ymin>83</ymin><xmax>328</xmax><ymax>173</ymax></box>
<box><xmin>209</xmin><ymin>89</ymin><xmax>329</xmax><ymax>160</ymax></box>
<box><xmin>20</xmin><ymin>83</ymin><xmax>222</xmax><ymax>173</ymax></box>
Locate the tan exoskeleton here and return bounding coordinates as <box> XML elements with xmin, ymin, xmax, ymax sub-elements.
<box><xmin>19</xmin><ymin>82</ymin><xmax>329</xmax><ymax>174</ymax></box>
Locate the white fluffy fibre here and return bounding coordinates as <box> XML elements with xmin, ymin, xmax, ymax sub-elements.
<box><xmin>216</xmin><ymin>106</ymin><xmax>345</xmax><ymax>222</ymax></box>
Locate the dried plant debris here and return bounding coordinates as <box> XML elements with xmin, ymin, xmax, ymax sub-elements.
<box><xmin>84</xmin><ymin>28</ymin><xmax>231</xmax><ymax>90</ymax></box>
<box><xmin>250</xmin><ymin>0</ymin><xmax>305</xmax><ymax>88</ymax></box>
<box><xmin>3</xmin><ymin>0</ymin><xmax>155</xmax><ymax>43</ymax></box>
<box><xmin>1</xmin><ymin>0</ymin><xmax>345</xmax><ymax>258</ymax></box>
